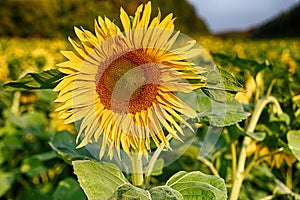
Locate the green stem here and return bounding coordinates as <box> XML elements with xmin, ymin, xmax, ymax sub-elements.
<box><xmin>131</xmin><ymin>152</ymin><xmax>144</xmax><ymax>187</ymax></box>
<box><xmin>11</xmin><ymin>91</ymin><xmax>21</xmax><ymax>114</ymax></box>
<box><xmin>144</xmin><ymin>134</ymin><xmax>172</xmax><ymax>188</ymax></box>
<box><xmin>266</xmin><ymin>79</ymin><xmax>276</xmax><ymax>97</ymax></box>
<box><xmin>231</xmin><ymin>141</ymin><xmax>237</xmax><ymax>185</ymax></box>
<box><xmin>286</xmin><ymin>167</ymin><xmax>293</xmax><ymax>189</ymax></box>
<box><xmin>196</xmin><ymin>156</ymin><xmax>220</xmax><ymax>177</ymax></box>
<box><xmin>230</xmin><ymin>96</ymin><xmax>283</xmax><ymax>200</ymax></box>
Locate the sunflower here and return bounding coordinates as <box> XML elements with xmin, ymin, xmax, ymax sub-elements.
<box><xmin>54</xmin><ymin>1</ymin><xmax>206</xmax><ymax>159</ymax></box>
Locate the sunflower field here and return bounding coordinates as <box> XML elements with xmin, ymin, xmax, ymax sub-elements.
<box><xmin>1</xmin><ymin>2</ymin><xmax>300</xmax><ymax>200</ymax></box>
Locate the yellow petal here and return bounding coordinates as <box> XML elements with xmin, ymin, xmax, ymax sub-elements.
<box><xmin>120</xmin><ymin>7</ymin><xmax>131</xmax><ymax>31</ymax></box>
<box><xmin>138</xmin><ymin>1</ymin><xmax>151</xmax><ymax>28</ymax></box>
<box><xmin>132</xmin><ymin>4</ymin><xmax>143</xmax><ymax>28</ymax></box>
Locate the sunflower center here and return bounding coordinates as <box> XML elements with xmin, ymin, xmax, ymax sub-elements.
<box><xmin>96</xmin><ymin>50</ymin><xmax>161</xmax><ymax>114</ymax></box>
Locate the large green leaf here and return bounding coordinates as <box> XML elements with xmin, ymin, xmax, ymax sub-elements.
<box><xmin>287</xmin><ymin>130</ymin><xmax>300</xmax><ymax>161</ymax></box>
<box><xmin>53</xmin><ymin>178</ymin><xmax>87</xmax><ymax>200</ymax></box>
<box><xmin>109</xmin><ymin>184</ymin><xmax>151</xmax><ymax>200</ymax></box>
<box><xmin>166</xmin><ymin>171</ymin><xmax>227</xmax><ymax>200</ymax></box>
<box><xmin>72</xmin><ymin>160</ymin><xmax>129</xmax><ymax>200</ymax></box>
<box><xmin>149</xmin><ymin>186</ymin><xmax>184</xmax><ymax>200</ymax></box>
<box><xmin>109</xmin><ymin>184</ymin><xmax>184</xmax><ymax>200</ymax></box>
<box><xmin>202</xmin><ymin>66</ymin><xmax>243</xmax><ymax>103</ymax></box>
<box><xmin>3</xmin><ymin>69</ymin><xmax>65</xmax><ymax>91</ymax></box>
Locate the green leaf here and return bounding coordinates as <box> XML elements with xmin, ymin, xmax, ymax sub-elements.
<box><xmin>166</xmin><ymin>171</ymin><xmax>227</xmax><ymax>200</ymax></box>
<box><xmin>150</xmin><ymin>158</ymin><xmax>164</xmax><ymax>176</ymax></box>
<box><xmin>199</xmin><ymin>97</ymin><xmax>249</xmax><ymax>127</ymax></box>
<box><xmin>287</xmin><ymin>130</ymin><xmax>300</xmax><ymax>161</ymax></box>
<box><xmin>0</xmin><ymin>171</ymin><xmax>15</xmax><ymax>197</ymax></box>
<box><xmin>178</xmin><ymin>90</ymin><xmax>249</xmax><ymax>127</ymax></box>
<box><xmin>32</xmin><ymin>151</ymin><xmax>57</xmax><ymax>161</ymax></box>
<box><xmin>109</xmin><ymin>184</ymin><xmax>151</xmax><ymax>200</ymax></box>
<box><xmin>202</xmin><ymin>66</ymin><xmax>243</xmax><ymax>103</ymax></box>
<box><xmin>3</xmin><ymin>69</ymin><xmax>65</xmax><ymax>91</ymax></box>
<box><xmin>193</xmin><ymin>126</ymin><xmax>230</xmax><ymax>160</ymax></box>
<box><xmin>270</xmin><ymin>113</ymin><xmax>290</xmax><ymax>125</ymax></box>
<box><xmin>73</xmin><ymin>160</ymin><xmax>130</xmax><ymax>200</ymax></box>
<box><xmin>53</xmin><ymin>178</ymin><xmax>87</xmax><ymax>200</ymax></box>
<box><xmin>183</xmin><ymin>145</ymin><xmax>200</xmax><ymax>159</ymax></box>
<box><xmin>49</xmin><ymin>131</ymin><xmax>97</xmax><ymax>164</ymax></box>
<box><xmin>245</xmin><ymin>132</ymin><xmax>266</xmax><ymax>141</ymax></box>
<box><xmin>149</xmin><ymin>186</ymin><xmax>184</xmax><ymax>200</ymax></box>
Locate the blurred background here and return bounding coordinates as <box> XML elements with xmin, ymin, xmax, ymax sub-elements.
<box><xmin>0</xmin><ymin>0</ymin><xmax>299</xmax><ymax>199</ymax></box>
<box><xmin>0</xmin><ymin>0</ymin><xmax>299</xmax><ymax>38</ymax></box>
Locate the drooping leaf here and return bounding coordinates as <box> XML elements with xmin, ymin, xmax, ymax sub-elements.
<box><xmin>178</xmin><ymin>89</ymin><xmax>249</xmax><ymax>127</ymax></box>
<box><xmin>109</xmin><ymin>184</ymin><xmax>151</xmax><ymax>200</ymax></box>
<box><xmin>202</xmin><ymin>66</ymin><xmax>243</xmax><ymax>103</ymax></box>
<box><xmin>166</xmin><ymin>171</ymin><xmax>227</xmax><ymax>200</ymax></box>
<box><xmin>53</xmin><ymin>178</ymin><xmax>87</xmax><ymax>200</ymax></box>
<box><xmin>245</xmin><ymin>132</ymin><xmax>266</xmax><ymax>141</ymax></box>
<box><xmin>198</xmin><ymin>94</ymin><xmax>249</xmax><ymax>127</ymax></box>
<box><xmin>72</xmin><ymin>160</ymin><xmax>129</xmax><ymax>200</ymax></box>
<box><xmin>287</xmin><ymin>130</ymin><xmax>300</xmax><ymax>161</ymax></box>
<box><xmin>49</xmin><ymin>131</ymin><xmax>98</xmax><ymax>164</ymax></box>
<box><xmin>31</xmin><ymin>151</ymin><xmax>57</xmax><ymax>161</ymax></box>
<box><xmin>274</xmin><ymin>178</ymin><xmax>300</xmax><ymax>199</ymax></box>
<box><xmin>149</xmin><ymin>186</ymin><xmax>184</xmax><ymax>200</ymax></box>
<box><xmin>3</xmin><ymin>69</ymin><xmax>65</xmax><ymax>91</ymax></box>
<box><xmin>269</xmin><ymin>112</ymin><xmax>290</xmax><ymax>125</ymax></box>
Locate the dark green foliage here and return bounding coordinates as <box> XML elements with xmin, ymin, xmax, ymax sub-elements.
<box><xmin>3</xmin><ymin>69</ymin><xmax>65</xmax><ymax>91</ymax></box>
<box><xmin>0</xmin><ymin>0</ymin><xmax>209</xmax><ymax>38</ymax></box>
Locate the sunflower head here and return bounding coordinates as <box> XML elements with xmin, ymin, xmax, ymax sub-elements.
<box><xmin>54</xmin><ymin>1</ymin><xmax>209</xmax><ymax>160</ymax></box>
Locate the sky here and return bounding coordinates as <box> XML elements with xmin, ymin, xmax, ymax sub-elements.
<box><xmin>187</xmin><ymin>0</ymin><xmax>300</xmax><ymax>34</ymax></box>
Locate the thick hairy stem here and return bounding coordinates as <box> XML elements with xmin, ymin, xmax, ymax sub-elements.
<box><xmin>230</xmin><ymin>96</ymin><xmax>283</xmax><ymax>200</ymax></box>
<box><xmin>131</xmin><ymin>152</ymin><xmax>144</xmax><ymax>187</ymax></box>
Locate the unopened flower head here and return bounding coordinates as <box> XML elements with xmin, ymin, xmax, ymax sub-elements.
<box><xmin>54</xmin><ymin>1</ymin><xmax>209</xmax><ymax>159</ymax></box>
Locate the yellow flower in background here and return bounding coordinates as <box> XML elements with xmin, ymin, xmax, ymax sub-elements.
<box><xmin>54</xmin><ymin>1</ymin><xmax>205</xmax><ymax>159</ymax></box>
<box><xmin>247</xmin><ymin>141</ymin><xmax>296</xmax><ymax>169</ymax></box>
